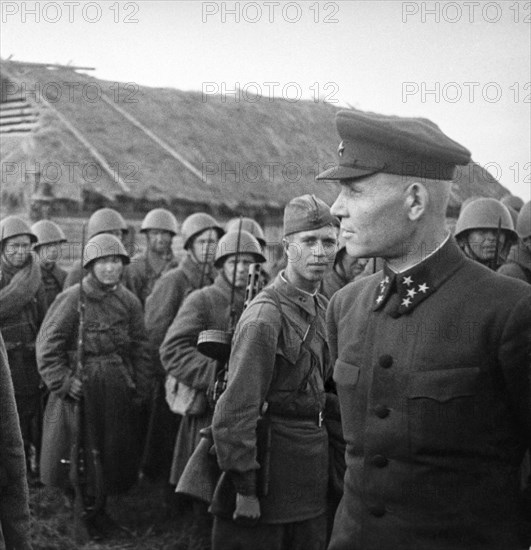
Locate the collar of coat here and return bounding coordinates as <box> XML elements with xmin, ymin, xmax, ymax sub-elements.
<box><xmin>271</xmin><ymin>271</ymin><xmax>326</xmax><ymax>317</ymax></box>
<box><xmin>373</xmin><ymin>237</ymin><xmax>465</xmax><ymax>316</ymax></box>
<box><xmin>180</xmin><ymin>252</ymin><xmax>215</xmax><ymax>289</ymax></box>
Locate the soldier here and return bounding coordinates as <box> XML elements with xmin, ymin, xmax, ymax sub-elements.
<box><xmin>31</xmin><ymin>219</ymin><xmax>68</xmax><ymax>308</ymax></box>
<box><xmin>501</xmin><ymin>194</ymin><xmax>525</xmax><ymax>227</ymax></box>
<box><xmin>0</xmin><ymin>216</ymin><xmax>46</xmax><ymax>478</ymax></box>
<box><xmin>145</xmin><ymin>212</ymin><xmax>224</xmax><ymax>353</ymax></box>
<box><xmin>123</xmin><ymin>208</ymin><xmax>179</xmax><ymax>307</ymax></box>
<box><xmin>454</xmin><ymin>197</ymin><xmax>518</xmax><ymax>270</ymax></box>
<box><xmin>320</xmin><ymin>239</ymin><xmax>369</xmax><ymax>299</ymax></box>
<box><xmin>63</xmin><ymin>208</ymin><xmax>128</xmax><ymax>289</ymax></box>
<box><xmin>161</xmin><ymin>230</ymin><xmax>266</xmax><ymax>548</ymax></box>
<box><xmin>143</xmin><ymin>213</ymin><xmax>223</xmax><ymax>487</ymax></box>
<box><xmin>226</xmin><ymin>216</ymin><xmax>270</xmax><ymax>285</ymax></box>
<box><xmin>498</xmin><ymin>201</ymin><xmax>531</xmax><ymax>283</ymax></box>
<box><xmin>36</xmin><ymin>234</ymin><xmax>153</xmax><ymax>536</ymax></box>
<box><xmin>316</xmin><ymin>109</ymin><xmax>531</xmax><ymax>550</ymax></box>
<box><xmin>211</xmin><ymin>195</ymin><xmax>339</xmax><ymax>550</ymax></box>
<box><xmin>0</xmin><ymin>332</ymin><xmax>33</xmax><ymax>550</ymax></box>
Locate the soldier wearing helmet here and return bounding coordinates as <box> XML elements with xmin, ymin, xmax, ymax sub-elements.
<box><xmin>0</xmin><ymin>215</ymin><xmax>47</xmax><ymax>478</ymax></box>
<box><xmin>123</xmin><ymin>208</ymin><xmax>179</xmax><ymax>307</ymax></box>
<box><xmin>37</xmin><ymin>233</ymin><xmax>153</xmax><ymax>537</ymax></box>
<box><xmin>31</xmin><ymin>219</ymin><xmax>68</xmax><ymax>308</ymax></box>
<box><xmin>211</xmin><ymin>195</ymin><xmax>338</xmax><ymax>550</ymax></box>
<box><xmin>143</xmin><ymin>212</ymin><xmax>223</xmax><ymax>491</ymax></box>
<box><xmin>454</xmin><ymin>197</ymin><xmax>518</xmax><ymax>270</ymax></box>
<box><xmin>498</xmin><ymin>200</ymin><xmax>531</xmax><ymax>284</ymax></box>
<box><xmin>63</xmin><ymin>208</ymin><xmax>129</xmax><ymax>289</ymax></box>
<box><xmin>160</xmin><ymin>229</ymin><xmax>265</xmax><ymax>545</ymax></box>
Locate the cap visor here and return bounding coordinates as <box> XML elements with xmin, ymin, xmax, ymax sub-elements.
<box><xmin>316</xmin><ymin>165</ymin><xmax>380</xmax><ymax>181</ymax></box>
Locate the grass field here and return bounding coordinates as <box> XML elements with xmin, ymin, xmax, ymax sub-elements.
<box><xmin>29</xmin><ymin>478</ymin><xmax>206</xmax><ymax>550</ymax></box>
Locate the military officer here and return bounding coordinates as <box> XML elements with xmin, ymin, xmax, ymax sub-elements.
<box><xmin>0</xmin><ymin>216</ymin><xmax>46</xmax><ymax>477</ymax></box>
<box><xmin>454</xmin><ymin>197</ymin><xmax>518</xmax><ymax>270</ymax></box>
<box><xmin>317</xmin><ymin>109</ymin><xmax>531</xmax><ymax>550</ymax></box>
<box><xmin>63</xmin><ymin>208</ymin><xmax>128</xmax><ymax>289</ymax></box>
<box><xmin>498</xmin><ymin>200</ymin><xmax>531</xmax><ymax>284</ymax></box>
<box><xmin>31</xmin><ymin>219</ymin><xmax>68</xmax><ymax>308</ymax></box>
<box><xmin>211</xmin><ymin>195</ymin><xmax>339</xmax><ymax>550</ymax></box>
<box><xmin>123</xmin><ymin>208</ymin><xmax>179</xmax><ymax>307</ymax></box>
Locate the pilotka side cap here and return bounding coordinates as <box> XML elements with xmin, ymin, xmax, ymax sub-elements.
<box><xmin>283</xmin><ymin>194</ymin><xmax>339</xmax><ymax>237</ymax></box>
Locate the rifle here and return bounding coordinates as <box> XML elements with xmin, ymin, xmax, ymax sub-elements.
<box><xmin>68</xmin><ymin>224</ymin><xmax>105</xmax><ymax>542</ymax></box>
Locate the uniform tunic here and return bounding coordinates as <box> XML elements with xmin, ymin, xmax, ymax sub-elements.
<box><xmin>498</xmin><ymin>242</ymin><xmax>531</xmax><ymax>284</ymax></box>
<box><xmin>212</xmin><ymin>273</ymin><xmax>330</xmax><ymax>524</ymax></box>
<box><xmin>0</xmin><ymin>333</ymin><xmax>32</xmax><ymax>550</ymax></box>
<box><xmin>36</xmin><ymin>275</ymin><xmax>153</xmax><ymax>494</ymax></box>
<box><xmin>160</xmin><ymin>273</ymin><xmax>244</xmax><ymax>486</ymax></box>
<box><xmin>122</xmin><ymin>249</ymin><xmax>178</xmax><ymax>307</ymax></box>
<box><xmin>40</xmin><ymin>262</ymin><xmax>67</xmax><ymax>308</ymax></box>
<box><xmin>327</xmin><ymin>238</ymin><xmax>531</xmax><ymax>550</ymax></box>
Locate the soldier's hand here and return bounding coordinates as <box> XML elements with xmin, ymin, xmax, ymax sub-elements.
<box><xmin>233</xmin><ymin>493</ymin><xmax>260</xmax><ymax>525</ymax></box>
<box><xmin>68</xmin><ymin>377</ymin><xmax>83</xmax><ymax>400</ymax></box>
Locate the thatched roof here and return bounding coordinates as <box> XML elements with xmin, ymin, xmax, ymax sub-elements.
<box><xmin>1</xmin><ymin>60</ymin><xmax>510</xmax><ymax>219</ymax></box>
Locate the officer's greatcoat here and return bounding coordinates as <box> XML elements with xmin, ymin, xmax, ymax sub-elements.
<box><xmin>37</xmin><ymin>274</ymin><xmax>153</xmax><ymax>494</ymax></box>
<box><xmin>327</xmin><ymin>238</ymin><xmax>531</xmax><ymax>550</ymax></box>
<box><xmin>212</xmin><ymin>273</ymin><xmax>330</xmax><ymax>524</ymax></box>
<box><xmin>160</xmin><ymin>272</ymin><xmax>244</xmax><ymax>486</ymax></box>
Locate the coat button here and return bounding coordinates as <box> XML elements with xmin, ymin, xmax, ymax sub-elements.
<box><xmin>374</xmin><ymin>404</ymin><xmax>390</xmax><ymax>419</ymax></box>
<box><xmin>368</xmin><ymin>504</ymin><xmax>386</xmax><ymax>517</ymax></box>
<box><xmin>372</xmin><ymin>455</ymin><xmax>389</xmax><ymax>468</ymax></box>
<box><xmin>379</xmin><ymin>355</ymin><xmax>393</xmax><ymax>368</ymax></box>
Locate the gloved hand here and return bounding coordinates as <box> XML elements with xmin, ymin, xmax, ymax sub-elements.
<box><xmin>68</xmin><ymin>377</ymin><xmax>83</xmax><ymax>400</ymax></box>
<box><xmin>233</xmin><ymin>493</ymin><xmax>260</xmax><ymax>526</ymax></box>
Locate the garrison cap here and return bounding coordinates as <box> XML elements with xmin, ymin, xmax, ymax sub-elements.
<box><xmin>316</xmin><ymin>110</ymin><xmax>472</xmax><ymax>182</ymax></box>
<box><xmin>283</xmin><ymin>194</ymin><xmax>339</xmax><ymax>237</ymax></box>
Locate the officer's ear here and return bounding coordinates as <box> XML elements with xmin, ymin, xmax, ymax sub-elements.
<box><xmin>404</xmin><ymin>181</ymin><xmax>428</xmax><ymax>221</ymax></box>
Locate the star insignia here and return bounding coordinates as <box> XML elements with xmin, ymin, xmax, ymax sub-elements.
<box><xmin>337</xmin><ymin>141</ymin><xmax>345</xmax><ymax>157</ymax></box>
<box><xmin>407</xmin><ymin>288</ymin><xmax>417</xmax><ymax>298</ymax></box>
<box><xmin>403</xmin><ymin>276</ymin><xmax>413</xmax><ymax>286</ymax></box>
<box><xmin>401</xmin><ymin>297</ymin><xmax>412</xmax><ymax>307</ymax></box>
<box><xmin>376</xmin><ymin>294</ymin><xmax>384</xmax><ymax>304</ymax></box>
<box><xmin>418</xmin><ymin>283</ymin><xmax>429</xmax><ymax>293</ymax></box>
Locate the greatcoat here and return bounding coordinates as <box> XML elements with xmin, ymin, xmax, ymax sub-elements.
<box><xmin>122</xmin><ymin>249</ymin><xmax>178</xmax><ymax>307</ymax></box>
<box><xmin>40</xmin><ymin>262</ymin><xmax>67</xmax><ymax>308</ymax></box>
<box><xmin>0</xmin><ymin>333</ymin><xmax>32</xmax><ymax>550</ymax></box>
<box><xmin>498</xmin><ymin>242</ymin><xmax>531</xmax><ymax>284</ymax></box>
<box><xmin>327</xmin><ymin>238</ymin><xmax>531</xmax><ymax>550</ymax></box>
<box><xmin>36</xmin><ymin>274</ymin><xmax>153</xmax><ymax>494</ymax></box>
<box><xmin>160</xmin><ymin>272</ymin><xmax>244</xmax><ymax>486</ymax></box>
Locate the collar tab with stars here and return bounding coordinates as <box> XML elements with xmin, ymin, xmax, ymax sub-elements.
<box><xmin>373</xmin><ymin>237</ymin><xmax>463</xmax><ymax>316</ymax></box>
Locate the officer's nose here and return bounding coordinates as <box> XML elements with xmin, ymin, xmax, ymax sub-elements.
<box><xmin>331</xmin><ymin>191</ymin><xmax>346</xmax><ymax>218</ymax></box>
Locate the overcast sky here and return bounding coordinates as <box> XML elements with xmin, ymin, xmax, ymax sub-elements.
<box><xmin>2</xmin><ymin>0</ymin><xmax>530</xmax><ymax>200</ymax></box>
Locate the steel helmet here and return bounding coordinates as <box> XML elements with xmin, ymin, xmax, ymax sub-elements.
<box><xmin>501</xmin><ymin>195</ymin><xmax>525</xmax><ymax>213</ymax></box>
<box><xmin>225</xmin><ymin>217</ymin><xmax>266</xmax><ymax>248</ymax></box>
<box><xmin>87</xmin><ymin>208</ymin><xmax>128</xmax><ymax>239</ymax></box>
<box><xmin>516</xmin><ymin>201</ymin><xmax>531</xmax><ymax>240</ymax></box>
<box><xmin>454</xmin><ymin>198</ymin><xmax>518</xmax><ymax>244</ymax></box>
<box><xmin>31</xmin><ymin>220</ymin><xmax>67</xmax><ymax>247</ymax></box>
<box><xmin>83</xmin><ymin>233</ymin><xmax>130</xmax><ymax>268</ymax></box>
<box><xmin>140</xmin><ymin>208</ymin><xmax>178</xmax><ymax>235</ymax></box>
<box><xmin>0</xmin><ymin>216</ymin><xmax>37</xmax><ymax>244</ymax></box>
<box><xmin>214</xmin><ymin>230</ymin><xmax>266</xmax><ymax>268</ymax></box>
<box><xmin>181</xmin><ymin>212</ymin><xmax>224</xmax><ymax>249</ymax></box>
